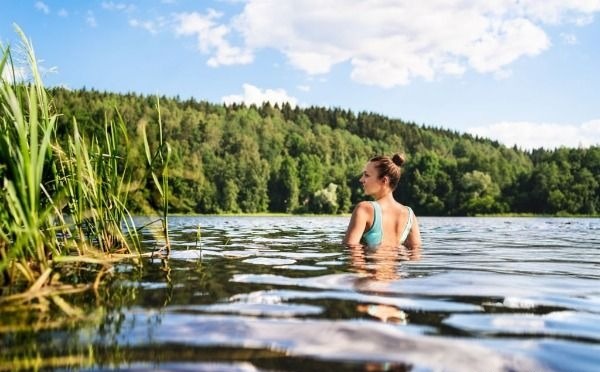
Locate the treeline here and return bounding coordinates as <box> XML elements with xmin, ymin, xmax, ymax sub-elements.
<box><xmin>49</xmin><ymin>87</ymin><xmax>600</xmax><ymax>216</ymax></box>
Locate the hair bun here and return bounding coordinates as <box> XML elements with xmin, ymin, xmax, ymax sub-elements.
<box><xmin>392</xmin><ymin>153</ymin><xmax>405</xmax><ymax>167</ymax></box>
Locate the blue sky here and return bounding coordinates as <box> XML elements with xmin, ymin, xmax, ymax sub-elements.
<box><xmin>1</xmin><ymin>0</ymin><xmax>600</xmax><ymax>150</ymax></box>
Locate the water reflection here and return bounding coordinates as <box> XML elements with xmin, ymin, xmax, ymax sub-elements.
<box><xmin>348</xmin><ymin>243</ymin><xmax>420</xmax><ymax>324</ymax></box>
<box><xmin>348</xmin><ymin>243</ymin><xmax>421</xmax><ymax>281</ymax></box>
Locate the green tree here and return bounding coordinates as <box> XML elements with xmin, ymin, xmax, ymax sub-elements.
<box><xmin>456</xmin><ymin>171</ymin><xmax>504</xmax><ymax>215</ymax></box>
<box><xmin>269</xmin><ymin>156</ymin><xmax>300</xmax><ymax>213</ymax></box>
<box><xmin>399</xmin><ymin>152</ymin><xmax>454</xmax><ymax>215</ymax></box>
<box><xmin>311</xmin><ymin>183</ymin><xmax>339</xmax><ymax>214</ymax></box>
<box><xmin>298</xmin><ymin>154</ymin><xmax>324</xmax><ymax>208</ymax></box>
<box><xmin>46</xmin><ymin>87</ymin><xmax>599</xmax><ymax>216</ymax></box>
<box><xmin>222</xmin><ymin>179</ymin><xmax>241</xmax><ymax>213</ymax></box>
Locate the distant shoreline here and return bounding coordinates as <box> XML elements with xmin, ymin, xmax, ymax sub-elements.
<box><xmin>137</xmin><ymin>212</ymin><xmax>599</xmax><ymax>218</ymax></box>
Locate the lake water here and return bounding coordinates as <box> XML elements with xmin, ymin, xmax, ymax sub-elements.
<box><xmin>2</xmin><ymin>216</ymin><xmax>599</xmax><ymax>371</ymax></box>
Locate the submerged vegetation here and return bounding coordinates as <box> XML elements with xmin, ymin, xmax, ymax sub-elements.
<box><xmin>0</xmin><ymin>28</ymin><xmax>169</xmax><ymax>305</ymax></box>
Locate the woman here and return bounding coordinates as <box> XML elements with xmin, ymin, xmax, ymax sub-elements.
<box><xmin>343</xmin><ymin>153</ymin><xmax>421</xmax><ymax>249</ymax></box>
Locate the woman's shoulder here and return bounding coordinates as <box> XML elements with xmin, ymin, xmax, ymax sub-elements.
<box><xmin>354</xmin><ymin>200</ymin><xmax>374</xmax><ymax>211</ymax></box>
<box><xmin>349</xmin><ymin>201</ymin><xmax>375</xmax><ymax>224</ymax></box>
<box><xmin>352</xmin><ymin>201</ymin><xmax>376</xmax><ymax>217</ymax></box>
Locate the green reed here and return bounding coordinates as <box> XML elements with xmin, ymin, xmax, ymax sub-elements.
<box><xmin>0</xmin><ymin>26</ymin><xmax>170</xmax><ymax>302</ymax></box>
<box><xmin>53</xmin><ymin>116</ymin><xmax>139</xmax><ymax>254</ymax></box>
<box><xmin>141</xmin><ymin>99</ymin><xmax>171</xmax><ymax>251</ymax></box>
<box><xmin>0</xmin><ymin>26</ymin><xmax>60</xmax><ymax>286</ymax></box>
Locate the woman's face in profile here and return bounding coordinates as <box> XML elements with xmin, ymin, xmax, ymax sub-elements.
<box><xmin>360</xmin><ymin>162</ymin><xmax>383</xmax><ymax>196</ymax></box>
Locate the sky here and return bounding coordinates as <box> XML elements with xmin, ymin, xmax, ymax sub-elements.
<box><xmin>1</xmin><ymin>0</ymin><xmax>600</xmax><ymax>150</ymax></box>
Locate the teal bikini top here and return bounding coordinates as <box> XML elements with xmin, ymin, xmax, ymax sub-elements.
<box><xmin>361</xmin><ymin>201</ymin><xmax>414</xmax><ymax>247</ymax></box>
<box><xmin>361</xmin><ymin>202</ymin><xmax>383</xmax><ymax>247</ymax></box>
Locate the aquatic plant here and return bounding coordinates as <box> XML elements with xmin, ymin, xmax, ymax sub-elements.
<box><xmin>141</xmin><ymin>99</ymin><xmax>171</xmax><ymax>252</ymax></box>
<box><xmin>53</xmin><ymin>116</ymin><xmax>139</xmax><ymax>254</ymax></box>
<box><xmin>0</xmin><ymin>25</ymin><xmax>169</xmax><ymax>305</ymax></box>
<box><xmin>0</xmin><ymin>26</ymin><xmax>62</xmax><ymax>289</ymax></box>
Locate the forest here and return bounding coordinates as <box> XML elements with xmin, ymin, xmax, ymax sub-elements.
<box><xmin>48</xmin><ymin>87</ymin><xmax>599</xmax><ymax>216</ymax></box>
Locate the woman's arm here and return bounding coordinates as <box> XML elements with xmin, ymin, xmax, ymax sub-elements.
<box><xmin>404</xmin><ymin>216</ymin><xmax>421</xmax><ymax>252</ymax></box>
<box><xmin>343</xmin><ymin>201</ymin><xmax>371</xmax><ymax>245</ymax></box>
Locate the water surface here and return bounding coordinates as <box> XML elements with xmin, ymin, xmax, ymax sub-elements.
<box><xmin>2</xmin><ymin>216</ymin><xmax>599</xmax><ymax>371</ymax></box>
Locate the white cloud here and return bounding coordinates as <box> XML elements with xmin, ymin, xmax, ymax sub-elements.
<box><xmin>39</xmin><ymin>65</ymin><xmax>59</xmax><ymax>76</ymax></box>
<box><xmin>518</xmin><ymin>0</ymin><xmax>600</xmax><ymax>24</ymax></box>
<box><xmin>1</xmin><ymin>65</ymin><xmax>27</xmax><ymax>83</ymax></box>
<box><xmin>175</xmin><ymin>11</ymin><xmax>253</xmax><ymax>66</ymax></box>
<box><xmin>178</xmin><ymin>0</ymin><xmax>600</xmax><ymax>87</ymax></box>
<box><xmin>86</xmin><ymin>11</ymin><xmax>98</xmax><ymax>28</ymax></box>
<box><xmin>129</xmin><ymin>16</ymin><xmax>169</xmax><ymax>34</ymax></box>
<box><xmin>35</xmin><ymin>1</ymin><xmax>50</xmax><ymax>14</ymax></box>
<box><xmin>222</xmin><ymin>84</ymin><xmax>298</xmax><ymax>107</ymax></box>
<box><xmin>1</xmin><ymin>61</ymin><xmax>58</xmax><ymax>83</ymax></box>
<box><xmin>582</xmin><ymin>119</ymin><xmax>600</xmax><ymax>136</ymax></box>
<box><xmin>297</xmin><ymin>85</ymin><xmax>310</xmax><ymax>92</ymax></box>
<box><xmin>102</xmin><ymin>2</ymin><xmax>136</xmax><ymax>12</ymax></box>
<box><xmin>560</xmin><ymin>32</ymin><xmax>578</xmax><ymax>44</ymax></box>
<box><xmin>130</xmin><ymin>19</ymin><xmax>157</xmax><ymax>34</ymax></box>
<box><xmin>58</xmin><ymin>8</ymin><xmax>69</xmax><ymax>17</ymax></box>
<box><xmin>493</xmin><ymin>69</ymin><xmax>513</xmax><ymax>80</ymax></box>
<box><xmin>467</xmin><ymin>120</ymin><xmax>600</xmax><ymax>150</ymax></box>
<box><xmin>462</xmin><ymin>18</ymin><xmax>550</xmax><ymax>73</ymax></box>
<box><xmin>574</xmin><ymin>14</ymin><xmax>595</xmax><ymax>26</ymax></box>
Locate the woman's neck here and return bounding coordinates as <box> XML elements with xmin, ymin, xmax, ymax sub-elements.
<box><xmin>373</xmin><ymin>189</ymin><xmax>394</xmax><ymax>203</ymax></box>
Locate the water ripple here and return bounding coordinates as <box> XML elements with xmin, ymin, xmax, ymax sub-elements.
<box><xmin>86</xmin><ymin>216</ymin><xmax>600</xmax><ymax>370</ymax></box>
<box><xmin>112</xmin><ymin>311</ymin><xmax>544</xmax><ymax>371</ymax></box>
<box><xmin>444</xmin><ymin>311</ymin><xmax>600</xmax><ymax>341</ymax></box>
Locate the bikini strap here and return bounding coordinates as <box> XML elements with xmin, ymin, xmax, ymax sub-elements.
<box><xmin>399</xmin><ymin>206</ymin><xmax>414</xmax><ymax>244</ymax></box>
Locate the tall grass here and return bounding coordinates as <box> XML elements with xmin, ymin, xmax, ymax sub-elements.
<box><xmin>0</xmin><ymin>27</ymin><xmax>60</xmax><ymax>287</ymax></box>
<box><xmin>53</xmin><ymin>117</ymin><xmax>139</xmax><ymax>254</ymax></box>
<box><xmin>142</xmin><ymin>100</ymin><xmax>171</xmax><ymax>251</ymax></box>
<box><xmin>0</xmin><ymin>26</ymin><xmax>169</xmax><ymax>303</ymax></box>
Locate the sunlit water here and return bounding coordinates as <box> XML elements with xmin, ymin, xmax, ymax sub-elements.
<box><xmin>2</xmin><ymin>216</ymin><xmax>600</xmax><ymax>371</ymax></box>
